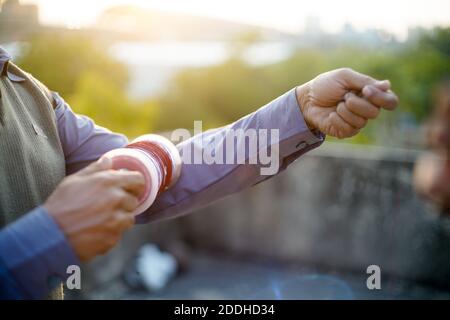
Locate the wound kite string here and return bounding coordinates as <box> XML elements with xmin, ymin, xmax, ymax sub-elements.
<box><xmin>101</xmin><ymin>134</ymin><xmax>182</xmax><ymax>215</ymax></box>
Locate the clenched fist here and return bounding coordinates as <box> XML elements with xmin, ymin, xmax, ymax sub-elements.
<box><xmin>296</xmin><ymin>68</ymin><xmax>399</xmax><ymax>138</ymax></box>
<box><xmin>44</xmin><ymin>157</ymin><xmax>145</xmax><ymax>261</ymax></box>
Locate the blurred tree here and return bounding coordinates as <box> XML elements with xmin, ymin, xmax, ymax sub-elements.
<box><xmin>419</xmin><ymin>27</ymin><xmax>450</xmax><ymax>57</ymax></box>
<box><xmin>17</xmin><ymin>35</ymin><xmax>128</xmax><ymax>98</ymax></box>
<box><xmin>156</xmin><ymin>28</ymin><xmax>450</xmax><ymax>147</ymax></box>
<box><xmin>17</xmin><ymin>35</ymin><xmax>156</xmax><ymax>137</ymax></box>
<box><xmin>69</xmin><ymin>71</ymin><xmax>157</xmax><ymax>138</ymax></box>
<box><xmin>228</xmin><ymin>30</ymin><xmax>263</xmax><ymax>58</ymax></box>
<box><xmin>157</xmin><ymin>59</ymin><xmax>276</xmax><ymax>131</ymax></box>
<box><xmin>15</xmin><ymin>28</ymin><xmax>449</xmax><ymax>146</ymax></box>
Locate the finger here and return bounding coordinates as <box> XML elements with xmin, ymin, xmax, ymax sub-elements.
<box><xmin>106</xmin><ymin>210</ymin><xmax>135</xmax><ymax>232</ymax></box>
<box><xmin>76</xmin><ymin>157</ymin><xmax>112</xmax><ymax>176</ymax></box>
<box><xmin>114</xmin><ymin>171</ymin><xmax>145</xmax><ymax>197</ymax></box>
<box><xmin>345</xmin><ymin>92</ymin><xmax>380</xmax><ymax>119</ymax></box>
<box><xmin>114</xmin><ymin>189</ymin><xmax>140</xmax><ymax>212</ymax></box>
<box><xmin>121</xmin><ymin>175</ymin><xmax>145</xmax><ymax>198</ymax></box>
<box><xmin>336</xmin><ymin>101</ymin><xmax>368</xmax><ymax>129</ymax></box>
<box><xmin>97</xmin><ymin>170</ymin><xmax>145</xmax><ymax>191</ymax></box>
<box><xmin>98</xmin><ymin>232</ymin><xmax>121</xmax><ymax>255</ymax></box>
<box><xmin>362</xmin><ymin>85</ymin><xmax>399</xmax><ymax>110</ymax></box>
<box><xmin>339</xmin><ymin>68</ymin><xmax>380</xmax><ymax>91</ymax></box>
<box><xmin>373</xmin><ymin>80</ymin><xmax>391</xmax><ymax>92</ymax></box>
<box><xmin>116</xmin><ymin>211</ymin><xmax>135</xmax><ymax>231</ymax></box>
<box><xmin>328</xmin><ymin>112</ymin><xmax>359</xmax><ymax>139</ymax></box>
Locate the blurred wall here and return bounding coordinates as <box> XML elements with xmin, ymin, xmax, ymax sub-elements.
<box><xmin>81</xmin><ymin>143</ymin><xmax>450</xmax><ymax>290</ymax></box>
<box><xmin>182</xmin><ymin>143</ymin><xmax>450</xmax><ymax>286</ymax></box>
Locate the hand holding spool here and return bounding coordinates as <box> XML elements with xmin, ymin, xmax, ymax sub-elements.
<box><xmin>101</xmin><ymin>134</ymin><xmax>182</xmax><ymax>215</ymax></box>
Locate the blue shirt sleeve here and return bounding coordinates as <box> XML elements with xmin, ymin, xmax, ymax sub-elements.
<box><xmin>0</xmin><ymin>206</ymin><xmax>80</xmax><ymax>299</ymax></box>
<box><xmin>0</xmin><ymin>93</ymin><xmax>126</xmax><ymax>299</ymax></box>
<box><xmin>0</xmin><ymin>257</ymin><xmax>23</xmax><ymax>299</ymax></box>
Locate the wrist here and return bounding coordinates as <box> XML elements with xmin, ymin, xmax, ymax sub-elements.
<box><xmin>295</xmin><ymin>83</ymin><xmax>315</xmax><ymax>131</ymax></box>
<box><xmin>43</xmin><ymin>202</ymin><xmax>60</xmax><ymax>227</ymax></box>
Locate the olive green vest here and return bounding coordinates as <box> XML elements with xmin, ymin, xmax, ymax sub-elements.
<box><xmin>0</xmin><ymin>62</ymin><xmax>66</xmax><ymax>299</ymax></box>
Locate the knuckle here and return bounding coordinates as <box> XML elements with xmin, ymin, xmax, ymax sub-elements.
<box><xmin>115</xmin><ymin>211</ymin><xmax>134</xmax><ymax>229</ymax></box>
<box><xmin>386</xmin><ymin>96</ymin><xmax>399</xmax><ymax>109</ymax></box>
<box><xmin>104</xmin><ymin>189</ymin><xmax>118</xmax><ymax>205</ymax></box>
<box><xmin>130</xmin><ymin>172</ymin><xmax>145</xmax><ymax>185</ymax></box>
<box><xmin>121</xmin><ymin>193</ymin><xmax>135</xmax><ymax>208</ymax></box>
<box><xmin>114</xmin><ymin>210</ymin><xmax>126</xmax><ymax>221</ymax></box>
<box><xmin>337</xmin><ymin>130</ymin><xmax>347</xmax><ymax>139</ymax></box>
<box><xmin>113</xmin><ymin>187</ymin><xmax>127</xmax><ymax>199</ymax></box>
<box><xmin>99</xmin><ymin>245</ymin><xmax>112</xmax><ymax>255</ymax></box>
<box><xmin>349</xmin><ymin>129</ymin><xmax>360</xmax><ymax>137</ymax></box>
<box><xmin>360</xmin><ymin>118</ymin><xmax>368</xmax><ymax>128</ymax></box>
<box><xmin>340</xmin><ymin>128</ymin><xmax>355</xmax><ymax>138</ymax></box>
<box><xmin>105</xmin><ymin>233</ymin><xmax>120</xmax><ymax>248</ymax></box>
<box><xmin>114</xmin><ymin>188</ymin><xmax>127</xmax><ymax>200</ymax></box>
<box><xmin>346</xmin><ymin>98</ymin><xmax>358</xmax><ymax>112</ymax></box>
<box><xmin>346</xmin><ymin>96</ymin><xmax>356</xmax><ymax>107</ymax></box>
<box><xmin>97</xmin><ymin>246</ymin><xmax>108</xmax><ymax>255</ymax></box>
<box><xmin>96</xmin><ymin>173</ymin><xmax>113</xmax><ymax>186</ymax></box>
<box><xmin>338</xmin><ymin>67</ymin><xmax>353</xmax><ymax>76</ymax></box>
<box><xmin>369</xmin><ymin>107</ymin><xmax>380</xmax><ymax>119</ymax></box>
<box><xmin>109</xmin><ymin>236</ymin><xmax>119</xmax><ymax>247</ymax></box>
<box><xmin>97</xmin><ymin>237</ymin><xmax>116</xmax><ymax>254</ymax></box>
<box><xmin>130</xmin><ymin>195</ymin><xmax>139</xmax><ymax>207</ymax></box>
<box><xmin>123</xmin><ymin>216</ymin><xmax>135</xmax><ymax>230</ymax></box>
<box><xmin>353</xmin><ymin>116</ymin><xmax>367</xmax><ymax>128</ymax></box>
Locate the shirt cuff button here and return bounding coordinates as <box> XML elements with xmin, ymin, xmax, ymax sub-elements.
<box><xmin>296</xmin><ymin>141</ymin><xmax>307</xmax><ymax>149</ymax></box>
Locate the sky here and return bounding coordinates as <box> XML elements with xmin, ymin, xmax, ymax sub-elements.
<box><xmin>21</xmin><ymin>0</ymin><xmax>450</xmax><ymax>38</ymax></box>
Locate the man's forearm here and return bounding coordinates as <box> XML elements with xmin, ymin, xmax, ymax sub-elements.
<box><xmin>55</xmin><ymin>68</ymin><xmax>397</xmax><ymax>223</ymax></box>
<box><xmin>137</xmin><ymin>88</ymin><xmax>325</xmax><ymax>223</ymax></box>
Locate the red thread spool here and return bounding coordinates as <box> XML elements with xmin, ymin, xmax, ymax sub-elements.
<box><xmin>101</xmin><ymin>134</ymin><xmax>182</xmax><ymax>215</ymax></box>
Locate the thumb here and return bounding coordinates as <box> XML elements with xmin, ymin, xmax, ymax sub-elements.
<box><xmin>76</xmin><ymin>156</ymin><xmax>112</xmax><ymax>176</ymax></box>
<box><xmin>340</xmin><ymin>68</ymin><xmax>384</xmax><ymax>91</ymax></box>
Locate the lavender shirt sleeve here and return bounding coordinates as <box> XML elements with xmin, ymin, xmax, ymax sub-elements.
<box><xmin>52</xmin><ymin>93</ymin><xmax>129</xmax><ymax>174</ymax></box>
<box><xmin>137</xmin><ymin>88</ymin><xmax>324</xmax><ymax>223</ymax></box>
<box><xmin>54</xmin><ymin>89</ymin><xmax>324</xmax><ymax>222</ymax></box>
<box><xmin>53</xmin><ymin>89</ymin><xmax>324</xmax><ymax>223</ymax></box>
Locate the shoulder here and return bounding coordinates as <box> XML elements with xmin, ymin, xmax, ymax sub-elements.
<box><xmin>7</xmin><ymin>62</ymin><xmax>56</xmax><ymax>109</ymax></box>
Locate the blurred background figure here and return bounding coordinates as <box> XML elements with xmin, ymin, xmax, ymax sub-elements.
<box><xmin>414</xmin><ymin>82</ymin><xmax>450</xmax><ymax>212</ymax></box>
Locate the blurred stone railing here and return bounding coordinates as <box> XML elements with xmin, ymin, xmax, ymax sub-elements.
<box><xmin>83</xmin><ymin>142</ymin><xmax>450</xmax><ymax>290</ymax></box>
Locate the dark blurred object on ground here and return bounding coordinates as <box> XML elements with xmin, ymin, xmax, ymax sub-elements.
<box><xmin>123</xmin><ymin>241</ymin><xmax>191</xmax><ymax>292</ymax></box>
<box><xmin>123</xmin><ymin>244</ymin><xmax>176</xmax><ymax>292</ymax></box>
